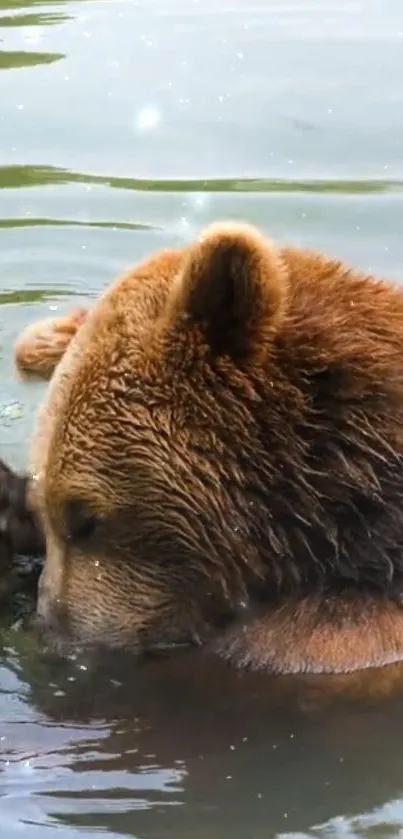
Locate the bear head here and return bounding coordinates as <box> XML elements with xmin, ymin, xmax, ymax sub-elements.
<box><xmin>28</xmin><ymin>223</ymin><xmax>403</xmax><ymax>671</ymax></box>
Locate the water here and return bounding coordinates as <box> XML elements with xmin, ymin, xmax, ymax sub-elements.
<box><xmin>1</xmin><ymin>0</ymin><xmax>403</xmax><ymax>835</ymax></box>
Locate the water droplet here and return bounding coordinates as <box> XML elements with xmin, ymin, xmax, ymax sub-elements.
<box><xmin>237</xmin><ymin>599</ymin><xmax>249</xmax><ymax>611</ymax></box>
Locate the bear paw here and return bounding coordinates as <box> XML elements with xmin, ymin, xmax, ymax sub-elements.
<box><xmin>15</xmin><ymin>307</ymin><xmax>88</xmax><ymax>380</ymax></box>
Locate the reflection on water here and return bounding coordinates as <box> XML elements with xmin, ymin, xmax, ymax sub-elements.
<box><xmin>1</xmin><ymin>0</ymin><xmax>403</xmax><ymax>837</ymax></box>
<box><xmin>4</xmin><ymin>635</ymin><xmax>403</xmax><ymax>839</ymax></box>
<box><xmin>0</xmin><ymin>0</ymin><xmax>66</xmax><ymax>68</ymax></box>
<box><xmin>0</xmin><ymin>50</ymin><xmax>64</xmax><ymax>69</ymax></box>
<box><xmin>3</xmin><ymin>163</ymin><xmax>403</xmax><ymax>193</ymax></box>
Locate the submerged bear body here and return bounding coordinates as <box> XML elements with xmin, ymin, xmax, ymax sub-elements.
<box><xmin>4</xmin><ymin>223</ymin><xmax>403</xmax><ymax>676</ymax></box>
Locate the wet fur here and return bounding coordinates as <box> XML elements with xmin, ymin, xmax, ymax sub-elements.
<box><xmin>5</xmin><ymin>222</ymin><xmax>403</xmax><ymax>677</ymax></box>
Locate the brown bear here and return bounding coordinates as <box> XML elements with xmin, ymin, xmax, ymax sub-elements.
<box><xmin>3</xmin><ymin>221</ymin><xmax>403</xmax><ymax>677</ymax></box>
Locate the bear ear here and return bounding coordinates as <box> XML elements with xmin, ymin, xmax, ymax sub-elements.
<box><xmin>168</xmin><ymin>222</ymin><xmax>288</xmax><ymax>358</ymax></box>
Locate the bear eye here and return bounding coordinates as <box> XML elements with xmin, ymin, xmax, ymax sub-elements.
<box><xmin>66</xmin><ymin>500</ymin><xmax>100</xmax><ymax>544</ymax></box>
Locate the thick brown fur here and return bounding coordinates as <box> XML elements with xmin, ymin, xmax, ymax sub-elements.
<box><xmin>5</xmin><ymin>221</ymin><xmax>403</xmax><ymax>677</ymax></box>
